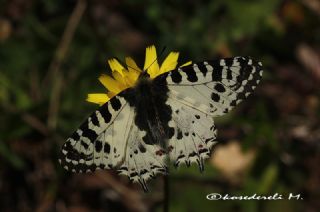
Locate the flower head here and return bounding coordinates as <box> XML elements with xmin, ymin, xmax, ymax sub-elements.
<box><xmin>87</xmin><ymin>45</ymin><xmax>191</xmax><ymax>105</ymax></box>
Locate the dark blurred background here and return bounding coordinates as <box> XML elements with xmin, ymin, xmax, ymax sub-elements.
<box><xmin>0</xmin><ymin>0</ymin><xmax>320</xmax><ymax>211</ymax></box>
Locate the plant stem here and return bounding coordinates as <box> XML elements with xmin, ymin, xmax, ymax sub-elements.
<box><xmin>163</xmin><ymin>174</ymin><xmax>169</xmax><ymax>212</ymax></box>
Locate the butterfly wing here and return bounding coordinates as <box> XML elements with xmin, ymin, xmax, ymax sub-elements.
<box><xmin>117</xmin><ymin>123</ymin><xmax>168</xmax><ymax>191</ymax></box>
<box><xmin>59</xmin><ymin>95</ymin><xmax>132</xmax><ymax>172</ymax></box>
<box><xmin>164</xmin><ymin>56</ymin><xmax>263</xmax><ymax>117</ymax></box>
<box><xmin>158</xmin><ymin>56</ymin><xmax>263</xmax><ymax>168</ymax></box>
<box><xmin>166</xmin><ymin>96</ymin><xmax>217</xmax><ymax>170</ymax></box>
<box><xmin>59</xmin><ymin>93</ymin><xmax>168</xmax><ymax>191</ymax></box>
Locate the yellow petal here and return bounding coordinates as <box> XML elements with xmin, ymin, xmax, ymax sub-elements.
<box><xmin>180</xmin><ymin>61</ymin><xmax>192</xmax><ymax>67</ymax></box>
<box><xmin>107</xmin><ymin>91</ymin><xmax>116</xmax><ymax>99</ymax></box>
<box><xmin>125</xmin><ymin>57</ymin><xmax>142</xmax><ymax>73</ymax></box>
<box><xmin>125</xmin><ymin>57</ymin><xmax>141</xmax><ymax>85</ymax></box>
<box><xmin>86</xmin><ymin>93</ymin><xmax>110</xmax><ymax>105</ymax></box>
<box><xmin>98</xmin><ymin>74</ymin><xmax>123</xmax><ymax>94</ymax></box>
<box><xmin>123</xmin><ymin>76</ymin><xmax>134</xmax><ymax>87</ymax></box>
<box><xmin>144</xmin><ymin>45</ymin><xmax>160</xmax><ymax>78</ymax></box>
<box><xmin>126</xmin><ymin>70</ymin><xmax>140</xmax><ymax>83</ymax></box>
<box><xmin>159</xmin><ymin>52</ymin><xmax>179</xmax><ymax>74</ymax></box>
<box><xmin>112</xmin><ymin>71</ymin><xmax>126</xmax><ymax>87</ymax></box>
<box><xmin>108</xmin><ymin>58</ymin><xmax>125</xmax><ymax>76</ymax></box>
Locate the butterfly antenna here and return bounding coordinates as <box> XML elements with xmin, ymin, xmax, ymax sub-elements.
<box><xmin>144</xmin><ymin>46</ymin><xmax>167</xmax><ymax>72</ymax></box>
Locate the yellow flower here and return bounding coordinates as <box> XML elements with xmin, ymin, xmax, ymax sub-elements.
<box><xmin>87</xmin><ymin>45</ymin><xmax>192</xmax><ymax>105</ymax></box>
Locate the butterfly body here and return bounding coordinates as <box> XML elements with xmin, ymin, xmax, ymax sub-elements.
<box><xmin>120</xmin><ymin>73</ymin><xmax>172</xmax><ymax>149</ymax></box>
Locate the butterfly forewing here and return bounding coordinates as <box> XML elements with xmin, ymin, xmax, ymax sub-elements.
<box><xmin>59</xmin><ymin>96</ymin><xmax>130</xmax><ymax>172</ymax></box>
<box><xmin>165</xmin><ymin>56</ymin><xmax>263</xmax><ymax>117</ymax></box>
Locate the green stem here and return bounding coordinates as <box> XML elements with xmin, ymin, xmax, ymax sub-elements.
<box><xmin>163</xmin><ymin>174</ymin><xmax>169</xmax><ymax>212</ymax></box>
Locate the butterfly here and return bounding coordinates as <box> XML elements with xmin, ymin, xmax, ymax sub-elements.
<box><xmin>59</xmin><ymin>45</ymin><xmax>263</xmax><ymax>191</ymax></box>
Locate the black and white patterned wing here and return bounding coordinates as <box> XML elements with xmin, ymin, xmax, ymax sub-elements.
<box><xmin>59</xmin><ymin>96</ymin><xmax>133</xmax><ymax>173</ymax></box>
<box><xmin>116</xmin><ymin>123</ymin><xmax>168</xmax><ymax>191</ymax></box>
<box><xmin>165</xmin><ymin>56</ymin><xmax>263</xmax><ymax>117</ymax></box>
<box><xmin>59</xmin><ymin>94</ymin><xmax>168</xmax><ymax>191</ymax></box>
<box><xmin>166</xmin><ymin>96</ymin><xmax>217</xmax><ymax>170</ymax></box>
<box><xmin>157</xmin><ymin>56</ymin><xmax>262</xmax><ymax>169</ymax></box>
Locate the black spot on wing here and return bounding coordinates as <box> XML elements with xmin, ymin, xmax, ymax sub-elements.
<box><xmin>224</xmin><ymin>58</ymin><xmax>234</xmax><ymax>66</ymax></box>
<box><xmin>90</xmin><ymin>113</ymin><xmax>100</xmax><ymax>126</ymax></box>
<box><xmin>138</xmin><ymin>143</ymin><xmax>146</xmax><ymax>153</ymax></box>
<box><xmin>110</xmin><ymin>97</ymin><xmax>121</xmax><ymax>111</ymax></box>
<box><xmin>199</xmin><ymin>148</ymin><xmax>209</xmax><ymax>154</ymax></box>
<box><xmin>168</xmin><ymin>127</ymin><xmax>175</xmax><ymax>139</ymax></box>
<box><xmin>171</xmin><ymin>70</ymin><xmax>182</xmax><ymax>83</ymax></box>
<box><xmin>197</xmin><ymin>63</ymin><xmax>208</xmax><ymax>77</ymax></box>
<box><xmin>238</xmin><ymin>57</ymin><xmax>248</xmax><ymax>67</ymax></box>
<box><xmin>189</xmin><ymin>152</ymin><xmax>197</xmax><ymax>157</ymax></box>
<box><xmin>177</xmin><ymin>128</ymin><xmax>183</xmax><ymax>140</ymax></box>
<box><xmin>99</xmin><ymin>103</ymin><xmax>112</xmax><ymax>124</ymax></box>
<box><xmin>104</xmin><ymin>143</ymin><xmax>110</xmax><ymax>154</ymax></box>
<box><xmin>181</xmin><ymin>66</ymin><xmax>198</xmax><ymax>82</ymax></box>
<box><xmin>226</xmin><ymin>68</ymin><xmax>233</xmax><ymax>80</ymax></box>
<box><xmin>81</xmin><ymin>124</ymin><xmax>98</xmax><ymax>142</ymax></box>
<box><xmin>214</xmin><ymin>83</ymin><xmax>226</xmax><ymax>93</ymax></box>
<box><xmin>81</xmin><ymin>140</ymin><xmax>89</xmax><ymax>149</ymax></box>
<box><xmin>211</xmin><ymin>93</ymin><xmax>220</xmax><ymax>102</ymax></box>
<box><xmin>95</xmin><ymin>140</ymin><xmax>102</xmax><ymax>152</ymax></box>
<box><xmin>177</xmin><ymin>154</ymin><xmax>185</xmax><ymax>160</ymax></box>
<box><xmin>71</xmin><ymin>132</ymin><xmax>80</xmax><ymax>141</ymax></box>
<box><xmin>212</xmin><ymin>65</ymin><xmax>222</xmax><ymax>81</ymax></box>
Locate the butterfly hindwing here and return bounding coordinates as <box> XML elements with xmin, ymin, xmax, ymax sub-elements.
<box><xmin>117</xmin><ymin>124</ymin><xmax>168</xmax><ymax>191</ymax></box>
<box><xmin>166</xmin><ymin>96</ymin><xmax>217</xmax><ymax>171</ymax></box>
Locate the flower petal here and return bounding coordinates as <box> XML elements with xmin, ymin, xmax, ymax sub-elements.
<box><xmin>125</xmin><ymin>57</ymin><xmax>141</xmax><ymax>85</ymax></box>
<box><xmin>112</xmin><ymin>71</ymin><xmax>126</xmax><ymax>87</ymax></box>
<box><xmin>159</xmin><ymin>52</ymin><xmax>179</xmax><ymax>74</ymax></box>
<box><xmin>125</xmin><ymin>57</ymin><xmax>142</xmax><ymax>73</ymax></box>
<box><xmin>180</xmin><ymin>61</ymin><xmax>192</xmax><ymax>67</ymax></box>
<box><xmin>108</xmin><ymin>58</ymin><xmax>125</xmax><ymax>76</ymax></box>
<box><xmin>98</xmin><ymin>74</ymin><xmax>124</xmax><ymax>94</ymax></box>
<box><xmin>86</xmin><ymin>93</ymin><xmax>110</xmax><ymax>105</ymax></box>
<box><xmin>144</xmin><ymin>45</ymin><xmax>160</xmax><ymax>78</ymax></box>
